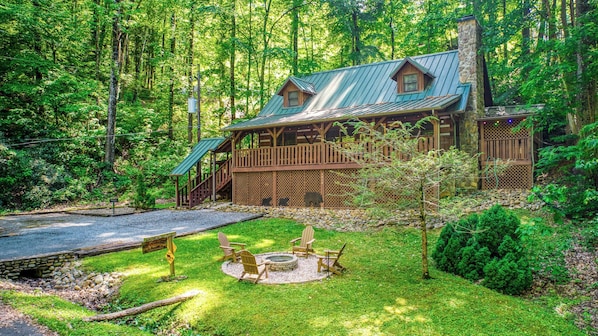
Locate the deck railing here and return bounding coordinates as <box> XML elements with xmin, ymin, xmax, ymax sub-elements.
<box><xmin>234</xmin><ymin>138</ymin><xmax>435</xmax><ymax>170</ymax></box>
<box><xmin>481</xmin><ymin>137</ymin><xmax>530</xmax><ymax>162</ymax></box>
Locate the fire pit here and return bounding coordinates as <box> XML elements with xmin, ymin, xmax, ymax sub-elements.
<box><xmin>263</xmin><ymin>253</ymin><xmax>298</xmax><ymax>271</ymax></box>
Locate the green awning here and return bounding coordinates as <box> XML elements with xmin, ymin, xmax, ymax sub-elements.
<box><xmin>170</xmin><ymin>137</ymin><xmax>225</xmax><ymax>176</ymax></box>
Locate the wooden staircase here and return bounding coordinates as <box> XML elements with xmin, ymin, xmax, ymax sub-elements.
<box><xmin>178</xmin><ymin>158</ymin><xmax>232</xmax><ymax>208</ymax></box>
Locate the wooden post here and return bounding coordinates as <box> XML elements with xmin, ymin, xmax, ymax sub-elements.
<box><xmin>272</xmin><ymin>171</ymin><xmax>277</xmax><ymax>205</ymax></box>
<box><xmin>187</xmin><ymin>171</ymin><xmax>192</xmax><ymax>209</ymax></box>
<box><xmin>175</xmin><ymin>177</ymin><xmax>180</xmax><ymax>208</ymax></box>
<box><xmin>166</xmin><ymin>235</ymin><xmax>176</xmax><ymax>277</ymax></box>
<box><xmin>320</xmin><ymin>170</ymin><xmax>325</xmax><ymax>208</ymax></box>
<box><xmin>212</xmin><ymin>151</ymin><xmax>216</xmax><ymax>201</ymax></box>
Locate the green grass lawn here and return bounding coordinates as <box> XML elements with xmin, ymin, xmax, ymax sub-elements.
<box><xmin>2</xmin><ymin>218</ymin><xmax>584</xmax><ymax>335</ymax></box>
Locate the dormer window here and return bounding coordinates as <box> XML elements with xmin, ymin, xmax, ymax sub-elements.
<box><xmin>288</xmin><ymin>90</ymin><xmax>299</xmax><ymax>107</ymax></box>
<box><xmin>276</xmin><ymin>76</ymin><xmax>317</xmax><ymax>108</ymax></box>
<box><xmin>403</xmin><ymin>74</ymin><xmax>418</xmax><ymax>92</ymax></box>
<box><xmin>390</xmin><ymin>57</ymin><xmax>435</xmax><ymax>94</ymax></box>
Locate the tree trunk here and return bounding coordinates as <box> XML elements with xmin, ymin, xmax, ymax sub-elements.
<box><xmin>83</xmin><ymin>290</ymin><xmax>201</xmax><ymax>322</ymax></box>
<box><xmin>351</xmin><ymin>9</ymin><xmax>360</xmax><ymax>66</ymax></box>
<box><xmin>105</xmin><ymin>0</ymin><xmax>122</xmax><ymax>169</ymax></box>
<box><xmin>230</xmin><ymin>0</ymin><xmax>236</xmax><ymax>121</ymax></box>
<box><xmin>420</xmin><ymin>180</ymin><xmax>430</xmax><ymax>280</ymax></box>
<box><xmin>168</xmin><ymin>12</ymin><xmax>176</xmax><ymax>140</ymax></box>
<box><xmin>522</xmin><ymin>0</ymin><xmax>531</xmax><ymax>56</ymax></box>
<box><xmin>258</xmin><ymin>0</ymin><xmax>273</xmax><ymax>110</ymax></box>
<box><xmin>245</xmin><ymin>0</ymin><xmax>253</xmax><ymax>117</ymax></box>
<box><xmin>291</xmin><ymin>0</ymin><xmax>300</xmax><ymax>75</ymax></box>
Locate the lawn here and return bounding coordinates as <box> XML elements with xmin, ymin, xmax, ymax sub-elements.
<box><xmin>2</xmin><ymin>217</ymin><xmax>584</xmax><ymax>335</ymax></box>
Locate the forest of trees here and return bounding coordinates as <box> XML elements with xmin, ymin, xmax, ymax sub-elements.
<box><xmin>0</xmin><ymin>0</ymin><xmax>596</xmax><ymax>211</ymax></box>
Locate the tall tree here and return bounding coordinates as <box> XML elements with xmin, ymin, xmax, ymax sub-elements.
<box><xmin>105</xmin><ymin>0</ymin><xmax>122</xmax><ymax>168</ymax></box>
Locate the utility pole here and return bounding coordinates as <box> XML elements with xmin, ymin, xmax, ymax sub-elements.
<box><xmin>197</xmin><ymin>70</ymin><xmax>201</xmax><ymax>143</ymax></box>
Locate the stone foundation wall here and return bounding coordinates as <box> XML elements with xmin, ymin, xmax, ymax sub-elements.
<box><xmin>0</xmin><ymin>252</ymin><xmax>76</xmax><ymax>280</ymax></box>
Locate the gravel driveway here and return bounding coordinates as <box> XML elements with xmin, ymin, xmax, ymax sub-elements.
<box><xmin>0</xmin><ymin>209</ymin><xmax>261</xmax><ymax>260</ymax></box>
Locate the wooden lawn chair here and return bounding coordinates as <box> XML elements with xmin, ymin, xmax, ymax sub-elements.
<box><xmin>218</xmin><ymin>232</ymin><xmax>246</xmax><ymax>262</ymax></box>
<box><xmin>317</xmin><ymin>243</ymin><xmax>347</xmax><ymax>275</ymax></box>
<box><xmin>238</xmin><ymin>250</ymin><xmax>270</xmax><ymax>284</ymax></box>
<box><xmin>290</xmin><ymin>225</ymin><xmax>315</xmax><ymax>258</ymax></box>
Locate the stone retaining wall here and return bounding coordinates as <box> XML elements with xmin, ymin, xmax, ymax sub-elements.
<box><xmin>0</xmin><ymin>252</ymin><xmax>76</xmax><ymax>280</ymax></box>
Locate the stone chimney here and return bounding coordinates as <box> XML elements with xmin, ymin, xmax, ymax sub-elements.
<box><xmin>457</xmin><ymin>15</ymin><xmax>484</xmax><ymax>156</ymax></box>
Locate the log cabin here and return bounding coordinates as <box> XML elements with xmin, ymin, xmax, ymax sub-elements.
<box><xmin>170</xmin><ymin>16</ymin><xmax>543</xmax><ymax>209</ymax></box>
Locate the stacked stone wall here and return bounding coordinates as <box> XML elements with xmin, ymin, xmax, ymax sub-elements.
<box><xmin>0</xmin><ymin>252</ymin><xmax>76</xmax><ymax>280</ymax></box>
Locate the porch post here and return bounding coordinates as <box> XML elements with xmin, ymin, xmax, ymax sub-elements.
<box><xmin>187</xmin><ymin>171</ymin><xmax>192</xmax><ymax>209</ymax></box>
<box><xmin>212</xmin><ymin>150</ymin><xmax>216</xmax><ymax>201</ymax></box>
<box><xmin>175</xmin><ymin>176</ymin><xmax>180</xmax><ymax>208</ymax></box>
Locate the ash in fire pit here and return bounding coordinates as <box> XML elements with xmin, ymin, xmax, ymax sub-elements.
<box><xmin>264</xmin><ymin>253</ymin><xmax>298</xmax><ymax>272</ymax></box>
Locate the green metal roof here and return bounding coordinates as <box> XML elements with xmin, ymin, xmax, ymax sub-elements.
<box><xmin>169</xmin><ymin>137</ymin><xmax>225</xmax><ymax>176</ymax></box>
<box><xmin>223</xmin><ymin>50</ymin><xmax>469</xmax><ymax>132</ymax></box>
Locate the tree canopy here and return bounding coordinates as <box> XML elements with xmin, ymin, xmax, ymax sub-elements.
<box><xmin>0</xmin><ymin>0</ymin><xmax>596</xmax><ymax>210</ymax></box>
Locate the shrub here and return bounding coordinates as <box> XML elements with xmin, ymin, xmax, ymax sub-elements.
<box><xmin>457</xmin><ymin>239</ymin><xmax>491</xmax><ymax>281</ymax></box>
<box><xmin>133</xmin><ymin>173</ymin><xmax>155</xmax><ymax>210</ymax></box>
<box><xmin>433</xmin><ymin>205</ymin><xmax>532</xmax><ymax>295</ymax></box>
<box><xmin>432</xmin><ymin>214</ymin><xmax>477</xmax><ymax>273</ymax></box>
<box><xmin>476</xmin><ymin>204</ymin><xmax>520</xmax><ymax>257</ymax></box>
<box><xmin>483</xmin><ymin>254</ymin><xmax>533</xmax><ymax>295</ymax></box>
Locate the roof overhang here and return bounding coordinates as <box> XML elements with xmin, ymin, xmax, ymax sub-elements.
<box><xmin>477</xmin><ymin>104</ymin><xmax>544</xmax><ymax>121</ymax></box>
<box><xmin>223</xmin><ymin>95</ymin><xmax>461</xmax><ymax>132</ymax></box>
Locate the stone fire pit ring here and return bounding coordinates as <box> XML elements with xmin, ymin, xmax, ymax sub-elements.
<box><xmin>263</xmin><ymin>253</ymin><xmax>298</xmax><ymax>271</ymax></box>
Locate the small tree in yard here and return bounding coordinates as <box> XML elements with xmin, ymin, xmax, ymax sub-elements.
<box><xmin>333</xmin><ymin>118</ymin><xmax>479</xmax><ymax>279</ymax></box>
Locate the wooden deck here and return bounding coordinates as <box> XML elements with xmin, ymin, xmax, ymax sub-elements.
<box><xmin>232</xmin><ymin>137</ymin><xmax>435</xmax><ymax>172</ymax></box>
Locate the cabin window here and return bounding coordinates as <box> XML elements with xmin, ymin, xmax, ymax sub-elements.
<box><xmin>284</xmin><ymin>132</ymin><xmax>297</xmax><ymax>145</ymax></box>
<box><xmin>277</xmin><ymin>131</ymin><xmax>297</xmax><ymax>146</ymax></box>
<box><xmin>403</xmin><ymin>74</ymin><xmax>418</xmax><ymax>92</ymax></box>
<box><xmin>288</xmin><ymin>90</ymin><xmax>299</xmax><ymax>107</ymax></box>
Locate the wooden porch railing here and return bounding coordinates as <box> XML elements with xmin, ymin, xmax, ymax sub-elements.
<box><xmin>480</xmin><ymin>137</ymin><xmax>530</xmax><ymax>162</ymax></box>
<box><xmin>234</xmin><ymin>137</ymin><xmax>435</xmax><ymax>170</ymax></box>
<box><xmin>178</xmin><ymin>159</ymin><xmax>232</xmax><ymax>207</ymax></box>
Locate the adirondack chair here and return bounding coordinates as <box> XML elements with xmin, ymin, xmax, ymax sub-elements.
<box><xmin>218</xmin><ymin>232</ymin><xmax>246</xmax><ymax>262</ymax></box>
<box><xmin>238</xmin><ymin>250</ymin><xmax>270</xmax><ymax>284</ymax></box>
<box><xmin>290</xmin><ymin>225</ymin><xmax>315</xmax><ymax>258</ymax></box>
<box><xmin>317</xmin><ymin>243</ymin><xmax>347</xmax><ymax>275</ymax></box>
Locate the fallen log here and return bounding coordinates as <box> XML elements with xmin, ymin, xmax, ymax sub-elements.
<box><xmin>83</xmin><ymin>290</ymin><xmax>201</xmax><ymax>322</ymax></box>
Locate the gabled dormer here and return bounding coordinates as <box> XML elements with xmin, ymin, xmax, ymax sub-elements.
<box><xmin>276</xmin><ymin>76</ymin><xmax>317</xmax><ymax>108</ymax></box>
<box><xmin>390</xmin><ymin>57</ymin><xmax>435</xmax><ymax>94</ymax></box>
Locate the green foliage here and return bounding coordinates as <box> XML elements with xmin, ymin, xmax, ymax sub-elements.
<box><xmin>581</xmin><ymin>218</ymin><xmax>598</xmax><ymax>251</ymax></box>
<box><xmin>433</xmin><ymin>205</ymin><xmax>532</xmax><ymax>295</ymax></box>
<box><xmin>534</xmin><ymin>122</ymin><xmax>598</xmax><ymax>221</ymax></box>
<box><xmin>432</xmin><ymin>213</ymin><xmax>478</xmax><ymax>274</ymax></box>
<box><xmin>456</xmin><ymin>239</ymin><xmax>491</xmax><ymax>281</ymax></box>
<box><xmin>133</xmin><ymin>173</ymin><xmax>155</xmax><ymax>210</ymax></box>
<box><xmin>518</xmin><ymin>214</ymin><xmax>571</xmax><ymax>284</ymax></box>
<box><xmin>483</xmin><ymin>253</ymin><xmax>533</xmax><ymax>296</ymax></box>
<box><xmin>0</xmin><ymin>290</ymin><xmax>150</xmax><ymax>335</ymax></box>
<box><xmin>477</xmin><ymin>204</ymin><xmax>521</xmax><ymax>257</ymax></box>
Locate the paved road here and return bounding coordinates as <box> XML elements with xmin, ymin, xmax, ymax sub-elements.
<box><xmin>0</xmin><ymin>210</ymin><xmax>261</xmax><ymax>260</ymax></box>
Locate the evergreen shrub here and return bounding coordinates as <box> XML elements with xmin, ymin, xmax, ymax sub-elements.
<box><xmin>133</xmin><ymin>173</ymin><xmax>155</xmax><ymax>209</ymax></box>
<box><xmin>432</xmin><ymin>205</ymin><xmax>532</xmax><ymax>295</ymax></box>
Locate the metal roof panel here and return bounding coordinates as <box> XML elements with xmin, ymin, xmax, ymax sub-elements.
<box><xmin>170</xmin><ymin>137</ymin><xmax>225</xmax><ymax>176</ymax></box>
<box><xmin>224</xmin><ymin>50</ymin><xmax>464</xmax><ymax>131</ymax></box>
